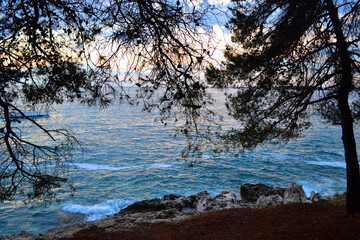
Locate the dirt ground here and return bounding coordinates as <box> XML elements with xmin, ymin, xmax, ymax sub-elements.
<box><xmin>58</xmin><ymin>201</ymin><xmax>360</xmax><ymax>240</ymax></box>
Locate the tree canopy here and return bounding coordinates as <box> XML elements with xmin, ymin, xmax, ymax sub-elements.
<box><xmin>0</xmin><ymin>0</ymin><xmax>104</xmax><ymax>203</ymax></box>
<box><xmin>0</xmin><ymin>0</ymin><xmax>220</xmax><ymax>203</ymax></box>
<box><xmin>207</xmin><ymin>0</ymin><xmax>360</xmax><ymax>213</ymax></box>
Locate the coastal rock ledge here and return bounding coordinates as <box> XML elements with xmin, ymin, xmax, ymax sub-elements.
<box><xmin>120</xmin><ymin>190</ymin><xmax>250</xmax><ymax>214</ymax></box>
<box><xmin>1</xmin><ymin>183</ymin><xmax>340</xmax><ymax>240</ymax></box>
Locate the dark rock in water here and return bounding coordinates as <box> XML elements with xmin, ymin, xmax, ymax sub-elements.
<box><xmin>240</xmin><ymin>183</ymin><xmax>285</xmax><ymax>203</ymax></box>
<box><xmin>121</xmin><ymin>198</ymin><xmax>166</xmax><ymax>213</ymax></box>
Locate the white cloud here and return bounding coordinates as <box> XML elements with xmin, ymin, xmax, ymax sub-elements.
<box><xmin>208</xmin><ymin>0</ymin><xmax>231</xmax><ymax>5</ymax></box>
<box><xmin>209</xmin><ymin>24</ymin><xmax>232</xmax><ymax>62</ymax></box>
<box><xmin>187</xmin><ymin>0</ymin><xmax>231</xmax><ymax>9</ymax></box>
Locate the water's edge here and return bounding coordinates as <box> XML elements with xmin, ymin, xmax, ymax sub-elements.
<box><xmin>0</xmin><ymin>89</ymin><xmax>354</xmax><ymax>235</ymax></box>
<box><xmin>1</xmin><ymin>183</ymin><xmax>345</xmax><ymax>240</ymax></box>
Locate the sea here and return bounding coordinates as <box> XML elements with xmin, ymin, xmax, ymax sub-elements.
<box><xmin>0</xmin><ymin>88</ymin><xmax>357</xmax><ymax>236</ymax></box>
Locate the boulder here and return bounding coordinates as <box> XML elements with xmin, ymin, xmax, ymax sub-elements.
<box><xmin>283</xmin><ymin>183</ymin><xmax>310</xmax><ymax>204</ymax></box>
<box><xmin>240</xmin><ymin>183</ymin><xmax>285</xmax><ymax>203</ymax></box>
<box><xmin>187</xmin><ymin>191</ymin><xmax>240</xmax><ymax>212</ymax></box>
<box><xmin>188</xmin><ymin>190</ymin><xmax>212</xmax><ymax>203</ymax></box>
<box><xmin>186</xmin><ymin>191</ymin><xmax>213</xmax><ymax>212</ymax></box>
<box><xmin>216</xmin><ymin>191</ymin><xmax>241</xmax><ymax>209</ymax></box>
<box><xmin>193</xmin><ymin>194</ymin><xmax>214</xmax><ymax>212</ymax></box>
<box><xmin>121</xmin><ymin>198</ymin><xmax>166</xmax><ymax>213</ymax></box>
<box><xmin>310</xmin><ymin>191</ymin><xmax>322</xmax><ymax>202</ymax></box>
<box><xmin>256</xmin><ymin>194</ymin><xmax>283</xmax><ymax>208</ymax></box>
<box><xmin>163</xmin><ymin>195</ymin><xmax>188</xmax><ymax>210</ymax></box>
<box><xmin>215</xmin><ymin>191</ymin><xmax>237</xmax><ymax>204</ymax></box>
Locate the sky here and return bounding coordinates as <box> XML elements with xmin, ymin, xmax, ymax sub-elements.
<box><xmin>84</xmin><ymin>0</ymin><xmax>234</xmax><ymax>78</ymax></box>
<box><xmin>192</xmin><ymin>0</ymin><xmax>232</xmax><ymax>8</ymax></box>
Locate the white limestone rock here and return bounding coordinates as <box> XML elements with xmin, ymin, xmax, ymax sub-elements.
<box><xmin>310</xmin><ymin>191</ymin><xmax>322</xmax><ymax>202</ymax></box>
<box><xmin>283</xmin><ymin>183</ymin><xmax>311</xmax><ymax>204</ymax></box>
<box><xmin>256</xmin><ymin>194</ymin><xmax>283</xmax><ymax>208</ymax></box>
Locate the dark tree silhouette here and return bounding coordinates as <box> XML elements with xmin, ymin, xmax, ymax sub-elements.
<box><xmin>98</xmin><ymin>0</ymin><xmax>224</xmax><ymax>158</ymax></box>
<box><xmin>0</xmin><ymin>0</ymin><xmax>220</xmax><ymax>203</ymax></box>
<box><xmin>207</xmin><ymin>0</ymin><xmax>360</xmax><ymax>213</ymax></box>
<box><xmin>0</xmin><ymin>0</ymin><xmax>108</xmax><ymax>203</ymax></box>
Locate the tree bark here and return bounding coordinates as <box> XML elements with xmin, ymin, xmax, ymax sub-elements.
<box><xmin>325</xmin><ymin>0</ymin><xmax>360</xmax><ymax>214</ymax></box>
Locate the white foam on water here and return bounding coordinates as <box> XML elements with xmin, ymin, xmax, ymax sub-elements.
<box><xmin>73</xmin><ymin>162</ymin><xmax>175</xmax><ymax>171</ymax></box>
<box><xmin>73</xmin><ymin>163</ymin><xmax>139</xmax><ymax>171</ymax></box>
<box><xmin>306</xmin><ymin>161</ymin><xmax>346</xmax><ymax>169</ymax></box>
<box><xmin>297</xmin><ymin>178</ymin><xmax>345</xmax><ymax>197</ymax></box>
<box><xmin>62</xmin><ymin>199</ymin><xmax>133</xmax><ymax>222</ymax></box>
<box><xmin>323</xmin><ymin>150</ymin><xmax>345</xmax><ymax>157</ymax></box>
<box><xmin>151</xmin><ymin>163</ymin><xmax>174</xmax><ymax>168</ymax></box>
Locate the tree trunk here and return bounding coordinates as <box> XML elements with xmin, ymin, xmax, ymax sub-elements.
<box><xmin>339</xmin><ymin>97</ymin><xmax>360</xmax><ymax>214</ymax></box>
<box><xmin>325</xmin><ymin>0</ymin><xmax>360</xmax><ymax>214</ymax></box>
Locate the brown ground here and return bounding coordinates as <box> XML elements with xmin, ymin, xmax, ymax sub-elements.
<box><xmin>59</xmin><ymin>201</ymin><xmax>360</xmax><ymax>240</ymax></box>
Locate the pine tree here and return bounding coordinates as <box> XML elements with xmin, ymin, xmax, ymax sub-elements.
<box><xmin>207</xmin><ymin>0</ymin><xmax>360</xmax><ymax>213</ymax></box>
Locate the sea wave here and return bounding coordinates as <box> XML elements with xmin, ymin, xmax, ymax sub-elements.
<box><xmin>62</xmin><ymin>199</ymin><xmax>133</xmax><ymax>221</ymax></box>
<box><xmin>305</xmin><ymin>161</ymin><xmax>346</xmax><ymax>169</ymax></box>
<box><xmin>73</xmin><ymin>163</ymin><xmax>138</xmax><ymax>171</ymax></box>
<box><xmin>297</xmin><ymin>178</ymin><xmax>345</xmax><ymax>197</ymax></box>
<box><xmin>150</xmin><ymin>163</ymin><xmax>174</xmax><ymax>168</ymax></box>
<box><xmin>73</xmin><ymin>162</ymin><xmax>175</xmax><ymax>171</ymax></box>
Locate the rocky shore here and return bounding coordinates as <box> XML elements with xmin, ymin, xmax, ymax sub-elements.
<box><xmin>1</xmin><ymin>183</ymin><xmax>345</xmax><ymax>240</ymax></box>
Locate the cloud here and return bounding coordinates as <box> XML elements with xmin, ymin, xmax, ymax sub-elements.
<box><xmin>208</xmin><ymin>0</ymin><xmax>231</xmax><ymax>5</ymax></box>
<box><xmin>198</xmin><ymin>24</ymin><xmax>231</xmax><ymax>64</ymax></box>
<box><xmin>188</xmin><ymin>0</ymin><xmax>231</xmax><ymax>9</ymax></box>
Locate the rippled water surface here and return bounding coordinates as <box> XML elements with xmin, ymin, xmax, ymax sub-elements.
<box><xmin>0</xmin><ymin>89</ymin><xmax>358</xmax><ymax>236</ymax></box>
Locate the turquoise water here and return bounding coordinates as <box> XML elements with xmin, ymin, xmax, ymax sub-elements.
<box><xmin>0</xmin><ymin>89</ymin><xmax>356</xmax><ymax>236</ymax></box>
